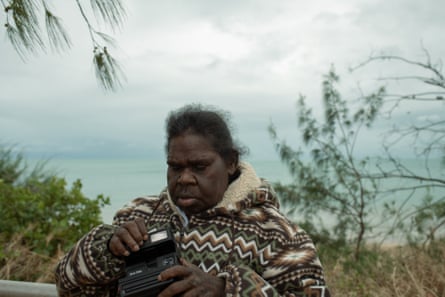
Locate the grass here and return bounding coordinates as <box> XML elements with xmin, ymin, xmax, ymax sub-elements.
<box><xmin>323</xmin><ymin>241</ymin><xmax>445</xmax><ymax>296</ymax></box>
<box><xmin>0</xmin><ymin>233</ymin><xmax>62</xmax><ymax>283</ymax></box>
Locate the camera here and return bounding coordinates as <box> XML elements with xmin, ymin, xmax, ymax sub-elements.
<box><xmin>118</xmin><ymin>227</ymin><xmax>179</xmax><ymax>297</ymax></box>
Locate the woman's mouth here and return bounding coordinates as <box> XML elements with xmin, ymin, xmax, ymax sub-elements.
<box><xmin>176</xmin><ymin>196</ymin><xmax>198</xmax><ymax>208</ymax></box>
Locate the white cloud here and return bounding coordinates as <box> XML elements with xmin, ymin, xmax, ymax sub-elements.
<box><xmin>1</xmin><ymin>0</ymin><xmax>443</xmax><ymax>160</ymax></box>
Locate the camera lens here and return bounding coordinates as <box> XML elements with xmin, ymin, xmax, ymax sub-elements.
<box><xmin>163</xmin><ymin>256</ymin><xmax>175</xmax><ymax>266</ymax></box>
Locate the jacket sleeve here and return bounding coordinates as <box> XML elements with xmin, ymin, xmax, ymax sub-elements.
<box><xmin>218</xmin><ymin>265</ymin><xmax>330</xmax><ymax>297</ymax></box>
<box><xmin>54</xmin><ymin>196</ymin><xmax>161</xmax><ymax>297</ymax></box>
<box><xmin>54</xmin><ymin>224</ymin><xmax>124</xmax><ymax>297</ymax></box>
<box><xmin>217</xmin><ymin>229</ymin><xmax>331</xmax><ymax>297</ymax></box>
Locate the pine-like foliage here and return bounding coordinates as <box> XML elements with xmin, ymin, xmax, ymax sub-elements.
<box><xmin>2</xmin><ymin>0</ymin><xmax>126</xmax><ymax>91</ymax></box>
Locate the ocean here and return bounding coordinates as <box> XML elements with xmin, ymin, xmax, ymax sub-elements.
<box><xmin>32</xmin><ymin>157</ymin><xmax>294</xmax><ymax>223</ymax></box>
<box><xmin>29</xmin><ymin>156</ymin><xmax>444</xmax><ymax>240</ymax></box>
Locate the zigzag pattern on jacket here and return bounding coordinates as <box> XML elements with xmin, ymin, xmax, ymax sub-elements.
<box><xmin>112</xmin><ymin>183</ymin><xmax>327</xmax><ymax>296</ymax></box>
<box><xmin>55</xmin><ymin>162</ymin><xmax>330</xmax><ymax>297</ymax></box>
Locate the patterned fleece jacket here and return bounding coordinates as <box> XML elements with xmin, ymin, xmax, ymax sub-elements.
<box><xmin>55</xmin><ymin>162</ymin><xmax>330</xmax><ymax>297</ymax></box>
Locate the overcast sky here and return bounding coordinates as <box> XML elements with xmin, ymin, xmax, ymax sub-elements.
<box><xmin>1</xmin><ymin>0</ymin><xmax>444</xmax><ymax>161</ymax></box>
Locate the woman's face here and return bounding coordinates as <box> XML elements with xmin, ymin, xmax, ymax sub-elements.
<box><xmin>167</xmin><ymin>132</ymin><xmax>236</xmax><ymax>216</ymax></box>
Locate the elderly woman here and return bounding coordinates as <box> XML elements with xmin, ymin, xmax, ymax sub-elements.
<box><xmin>55</xmin><ymin>104</ymin><xmax>330</xmax><ymax>297</ymax></box>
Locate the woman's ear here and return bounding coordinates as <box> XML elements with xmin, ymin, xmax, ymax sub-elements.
<box><xmin>227</xmin><ymin>162</ymin><xmax>237</xmax><ymax>175</ymax></box>
<box><xmin>226</xmin><ymin>151</ymin><xmax>238</xmax><ymax>175</ymax></box>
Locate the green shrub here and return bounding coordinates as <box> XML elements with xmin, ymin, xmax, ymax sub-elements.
<box><xmin>0</xmin><ymin>146</ymin><xmax>110</xmax><ymax>258</ymax></box>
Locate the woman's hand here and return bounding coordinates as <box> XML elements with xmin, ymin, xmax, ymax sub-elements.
<box><xmin>158</xmin><ymin>258</ymin><xmax>225</xmax><ymax>297</ymax></box>
<box><xmin>108</xmin><ymin>217</ymin><xmax>148</xmax><ymax>257</ymax></box>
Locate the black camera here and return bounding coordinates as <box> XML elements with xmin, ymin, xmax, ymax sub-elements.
<box><xmin>118</xmin><ymin>227</ymin><xmax>179</xmax><ymax>297</ymax></box>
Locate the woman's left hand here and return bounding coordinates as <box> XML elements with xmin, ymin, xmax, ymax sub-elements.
<box><xmin>157</xmin><ymin>258</ymin><xmax>225</xmax><ymax>297</ymax></box>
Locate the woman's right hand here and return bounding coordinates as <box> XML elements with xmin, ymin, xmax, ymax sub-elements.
<box><xmin>108</xmin><ymin>217</ymin><xmax>148</xmax><ymax>257</ymax></box>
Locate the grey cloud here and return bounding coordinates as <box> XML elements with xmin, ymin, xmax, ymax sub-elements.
<box><xmin>1</xmin><ymin>0</ymin><xmax>443</xmax><ymax>161</ymax></box>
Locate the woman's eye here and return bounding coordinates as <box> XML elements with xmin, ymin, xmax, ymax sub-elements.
<box><xmin>194</xmin><ymin>164</ymin><xmax>207</xmax><ymax>171</ymax></box>
<box><xmin>169</xmin><ymin>165</ymin><xmax>181</xmax><ymax>171</ymax></box>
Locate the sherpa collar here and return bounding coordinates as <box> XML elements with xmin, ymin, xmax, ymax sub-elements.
<box><xmin>215</xmin><ymin>161</ymin><xmax>262</xmax><ymax>210</ymax></box>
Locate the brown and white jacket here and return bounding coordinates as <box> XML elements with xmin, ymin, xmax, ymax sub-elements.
<box><xmin>55</xmin><ymin>162</ymin><xmax>330</xmax><ymax>297</ymax></box>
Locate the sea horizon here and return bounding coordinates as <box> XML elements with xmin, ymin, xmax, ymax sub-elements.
<box><xmin>28</xmin><ymin>156</ymin><xmax>295</xmax><ymax>223</ymax></box>
<box><xmin>27</xmin><ymin>155</ymin><xmax>444</xmax><ymax>243</ymax></box>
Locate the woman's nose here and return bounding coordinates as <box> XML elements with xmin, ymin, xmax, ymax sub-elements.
<box><xmin>177</xmin><ymin>168</ymin><xmax>196</xmax><ymax>184</ymax></box>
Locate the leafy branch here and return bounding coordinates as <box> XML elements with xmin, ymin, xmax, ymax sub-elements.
<box><xmin>2</xmin><ymin>0</ymin><xmax>127</xmax><ymax>91</ymax></box>
<box><xmin>271</xmin><ymin>54</ymin><xmax>445</xmax><ymax>258</ymax></box>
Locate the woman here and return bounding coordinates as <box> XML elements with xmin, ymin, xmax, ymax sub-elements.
<box><xmin>55</xmin><ymin>104</ymin><xmax>330</xmax><ymax>297</ymax></box>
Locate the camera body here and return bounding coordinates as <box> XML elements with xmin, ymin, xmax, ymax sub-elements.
<box><xmin>118</xmin><ymin>227</ymin><xmax>179</xmax><ymax>297</ymax></box>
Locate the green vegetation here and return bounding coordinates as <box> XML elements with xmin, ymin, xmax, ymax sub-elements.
<box><xmin>270</xmin><ymin>52</ymin><xmax>445</xmax><ymax>295</ymax></box>
<box><xmin>270</xmin><ymin>67</ymin><xmax>386</xmax><ymax>259</ymax></box>
<box><xmin>2</xmin><ymin>0</ymin><xmax>126</xmax><ymax>91</ymax></box>
<box><xmin>270</xmin><ymin>53</ymin><xmax>445</xmax><ymax>249</ymax></box>
<box><xmin>0</xmin><ymin>146</ymin><xmax>109</xmax><ymax>281</ymax></box>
